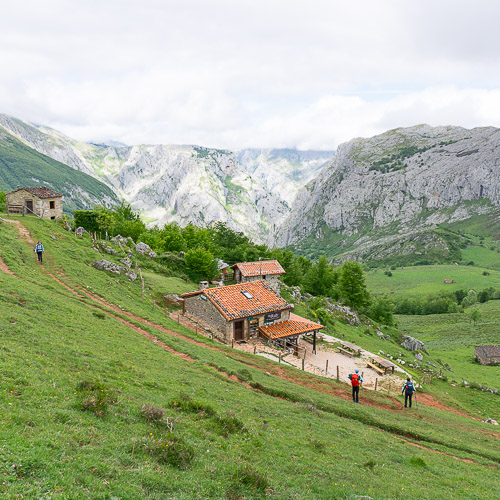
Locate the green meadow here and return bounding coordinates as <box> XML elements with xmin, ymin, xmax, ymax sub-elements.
<box><xmin>0</xmin><ymin>215</ymin><xmax>499</xmax><ymax>499</ymax></box>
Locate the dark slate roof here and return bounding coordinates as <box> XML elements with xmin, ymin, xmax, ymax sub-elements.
<box><xmin>474</xmin><ymin>345</ymin><xmax>500</xmax><ymax>358</ymax></box>
<box><xmin>7</xmin><ymin>187</ymin><xmax>63</xmax><ymax>199</ymax></box>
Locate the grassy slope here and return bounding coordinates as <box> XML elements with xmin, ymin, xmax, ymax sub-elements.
<box><xmin>0</xmin><ymin>216</ymin><xmax>499</xmax><ymax>499</ymax></box>
<box><xmin>366</xmin><ymin>264</ymin><xmax>500</xmax><ymax>298</ymax></box>
<box><xmin>0</xmin><ymin>130</ymin><xmax>118</xmax><ymax>211</ymax></box>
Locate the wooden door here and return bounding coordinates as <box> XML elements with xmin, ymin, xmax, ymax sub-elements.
<box><xmin>25</xmin><ymin>200</ymin><xmax>33</xmax><ymax>214</ymax></box>
<box><xmin>234</xmin><ymin>321</ymin><xmax>244</xmax><ymax>341</ymax></box>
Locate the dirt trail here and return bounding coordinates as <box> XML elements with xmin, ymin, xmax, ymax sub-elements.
<box><xmin>3</xmin><ymin>219</ymin><xmax>34</xmax><ymax>243</ymax></box>
<box><xmin>391</xmin><ymin>436</ymin><xmax>489</xmax><ymax>466</ymax></box>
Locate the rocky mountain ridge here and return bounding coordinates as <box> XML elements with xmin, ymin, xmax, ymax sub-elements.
<box><xmin>0</xmin><ymin>114</ymin><xmax>333</xmax><ymax>242</ymax></box>
<box><xmin>276</xmin><ymin>124</ymin><xmax>500</xmax><ymax>261</ymax></box>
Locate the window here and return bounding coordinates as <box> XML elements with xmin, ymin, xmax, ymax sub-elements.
<box><xmin>241</xmin><ymin>290</ymin><xmax>253</xmax><ymax>299</ymax></box>
<box><xmin>200</xmin><ymin>294</ymin><xmax>207</xmax><ymax>301</ymax></box>
<box><xmin>50</xmin><ymin>201</ymin><xmax>55</xmax><ymax>209</ymax></box>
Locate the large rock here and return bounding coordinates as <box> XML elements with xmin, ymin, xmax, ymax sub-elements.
<box><xmin>135</xmin><ymin>242</ymin><xmax>156</xmax><ymax>257</ymax></box>
<box><xmin>164</xmin><ymin>294</ymin><xmax>183</xmax><ymax>307</ymax></box>
<box><xmin>93</xmin><ymin>259</ymin><xmax>123</xmax><ymax>275</ymax></box>
<box><xmin>401</xmin><ymin>335</ymin><xmax>425</xmax><ymax>352</ymax></box>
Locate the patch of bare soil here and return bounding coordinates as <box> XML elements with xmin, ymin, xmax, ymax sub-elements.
<box><xmin>0</xmin><ymin>255</ymin><xmax>16</xmax><ymax>277</ymax></box>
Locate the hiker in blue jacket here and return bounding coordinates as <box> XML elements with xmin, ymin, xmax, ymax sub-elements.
<box><xmin>401</xmin><ymin>378</ymin><xmax>416</xmax><ymax>408</ymax></box>
<box><xmin>348</xmin><ymin>368</ymin><xmax>364</xmax><ymax>403</ymax></box>
<box><xmin>34</xmin><ymin>241</ymin><xmax>44</xmax><ymax>263</ymax></box>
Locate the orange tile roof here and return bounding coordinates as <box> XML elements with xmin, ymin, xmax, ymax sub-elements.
<box><xmin>259</xmin><ymin>319</ymin><xmax>324</xmax><ymax>339</ymax></box>
<box><xmin>181</xmin><ymin>280</ymin><xmax>291</xmax><ymax>320</ymax></box>
<box><xmin>231</xmin><ymin>260</ymin><xmax>285</xmax><ymax>277</ymax></box>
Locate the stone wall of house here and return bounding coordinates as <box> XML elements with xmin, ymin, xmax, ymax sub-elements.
<box><xmin>6</xmin><ymin>190</ymin><xmax>63</xmax><ymax>219</ymax></box>
<box><xmin>241</xmin><ymin>274</ymin><xmax>282</xmax><ymax>293</ymax></box>
<box><xmin>184</xmin><ymin>294</ymin><xmax>231</xmax><ymax>343</ymax></box>
<box><xmin>474</xmin><ymin>346</ymin><xmax>500</xmax><ymax>365</ymax></box>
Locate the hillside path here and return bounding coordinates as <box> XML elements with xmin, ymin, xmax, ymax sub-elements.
<box><xmin>9</xmin><ymin>218</ymin><xmax>493</xmax><ymax>425</ymax></box>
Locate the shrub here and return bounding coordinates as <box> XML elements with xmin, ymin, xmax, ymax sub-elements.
<box><xmin>139</xmin><ymin>432</ymin><xmax>194</xmax><ymax>469</ymax></box>
<box><xmin>75</xmin><ymin>380</ymin><xmax>117</xmax><ymax>417</ymax></box>
<box><xmin>214</xmin><ymin>413</ymin><xmax>246</xmax><ymax>437</ymax></box>
<box><xmin>141</xmin><ymin>403</ymin><xmax>165</xmax><ymax>423</ymax></box>
<box><xmin>169</xmin><ymin>392</ymin><xmax>215</xmax><ymax>417</ymax></box>
<box><xmin>384</xmin><ymin>270</ymin><xmax>392</xmax><ymax>277</ymax></box>
<box><xmin>410</xmin><ymin>456</ymin><xmax>427</xmax><ymax>468</ymax></box>
<box><xmin>227</xmin><ymin>465</ymin><xmax>270</xmax><ymax>499</ymax></box>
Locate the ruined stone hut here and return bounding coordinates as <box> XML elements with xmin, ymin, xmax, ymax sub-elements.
<box><xmin>230</xmin><ymin>260</ymin><xmax>285</xmax><ymax>293</ymax></box>
<box><xmin>5</xmin><ymin>187</ymin><xmax>63</xmax><ymax>219</ymax></box>
<box><xmin>474</xmin><ymin>345</ymin><xmax>500</xmax><ymax>366</ymax></box>
<box><xmin>181</xmin><ymin>280</ymin><xmax>323</xmax><ymax>351</ymax></box>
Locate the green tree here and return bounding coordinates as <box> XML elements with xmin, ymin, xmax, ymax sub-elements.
<box><xmin>369</xmin><ymin>297</ymin><xmax>394</xmax><ymax>326</ymax></box>
<box><xmin>0</xmin><ymin>190</ymin><xmax>6</xmax><ymax>211</ymax></box>
<box><xmin>160</xmin><ymin>223</ymin><xmax>186</xmax><ymax>252</ymax></box>
<box><xmin>470</xmin><ymin>308</ymin><xmax>481</xmax><ymax>326</ymax></box>
<box><xmin>338</xmin><ymin>261</ymin><xmax>371</xmax><ymax>310</ymax></box>
<box><xmin>185</xmin><ymin>248</ymin><xmax>218</xmax><ymax>281</ymax></box>
<box><xmin>303</xmin><ymin>255</ymin><xmax>337</xmax><ymax>296</ymax></box>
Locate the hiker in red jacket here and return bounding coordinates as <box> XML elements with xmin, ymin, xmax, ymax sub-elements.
<box><xmin>348</xmin><ymin>368</ymin><xmax>364</xmax><ymax>403</ymax></box>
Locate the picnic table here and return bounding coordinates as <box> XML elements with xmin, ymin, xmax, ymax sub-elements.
<box><xmin>370</xmin><ymin>356</ymin><xmax>396</xmax><ymax>374</ymax></box>
<box><xmin>338</xmin><ymin>341</ymin><xmax>362</xmax><ymax>357</ymax></box>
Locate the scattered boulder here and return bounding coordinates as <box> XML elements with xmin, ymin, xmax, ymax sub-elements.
<box><xmin>427</xmin><ymin>361</ymin><xmax>437</xmax><ymax>368</ymax></box>
<box><xmin>135</xmin><ymin>242</ymin><xmax>156</xmax><ymax>257</ymax></box>
<box><xmin>414</xmin><ymin>352</ymin><xmax>423</xmax><ymax>361</ymax></box>
<box><xmin>401</xmin><ymin>335</ymin><xmax>425</xmax><ymax>352</ymax></box>
<box><xmin>75</xmin><ymin>226</ymin><xmax>89</xmax><ymax>238</ymax></box>
<box><xmin>104</xmin><ymin>246</ymin><xmax>118</xmax><ymax>255</ymax></box>
<box><xmin>384</xmin><ymin>334</ymin><xmax>391</xmax><ymax>340</ymax></box>
<box><xmin>164</xmin><ymin>294</ymin><xmax>183</xmax><ymax>307</ymax></box>
<box><xmin>120</xmin><ymin>257</ymin><xmax>132</xmax><ymax>268</ymax></box>
<box><xmin>124</xmin><ymin>270</ymin><xmax>137</xmax><ymax>281</ymax></box>
<box><xmin>63</xmin><ymin>221</ymin><xmax>72</xmax><ymax>232</ymax></box>
<box><xmin>93</xmin><ymin>259</ymin><xmax>123</xmax><ymax>275</ymax></box>
<box><xmin>376</xmin><ymin>329</ymin><xmax>384</xmax><ymax>338</ymax></box>
<box><xmin>483</xmin><ymin>418</ymin><xmax>498</xmax><ymax>425</ymax></box>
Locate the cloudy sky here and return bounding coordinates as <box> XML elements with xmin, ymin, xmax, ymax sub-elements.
<box><xmin>1</xmin><ymin>0</ymin><xmax>500</xmax><ymax>150</ymax></box>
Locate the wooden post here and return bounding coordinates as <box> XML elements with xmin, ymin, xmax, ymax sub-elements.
<box><xmin>313</xmin><ymin>331</ymin><xmax>317</xmax><ymax>355</ymax></box>
<box><xmin>418</xmin><ymin>376</ymin><xmax>421</xmax><ymax>388</ymax></box>
<box><xmin>278</xmin><ymin>353</ymin><xmax>281</xmax><ymax>364</ymax></box>
<box><xmin>362</xmin><ymin>371</ymin><xmax>364</xmax><ymax>378</ymax></box>
<box><xmin>211</xmin><ymin>331</ymin><xmax>214</xmax><ymax>343</ymax></box>
<box><xmin>177</xmin><ymin>314</ymin><xmax>180</xmax><ymax>324</ymax></box>
<box><xmin>302</xmin><ymin>358</ymin><xmax>305</xmax><ymax>370</ymax></box>
<box><xmin>336</xmin><ymin>365</ymin><xmax>339</xmax><ymax>381</ymax></box>
<box><xmin>231</xmin><ymin>338</ymin><xmax>234</xmax><ymax>348</ymax></box>
<box><xmin>196</xmin><ymin>322</ymin><xmax>198</xmax><ymax>334</ymax></box>
<box><xmin>374</xmin><ymin>378</ymin><xmax>378</xmax><ymax>391</ymax></box>
<box><xmin>387</xmin><ymin>381</ymin><xmax>391</xmax><ymax>396</ymax></box>
<box><xmin>326</xmin><ymin>359</ymin><xmax>329</xmax><ymax>373</ymax></box>
<box><xmin>165</xmin><ymin>308</ymin><xmax>167</xmax><ymax>318</ymax></box>
<box><xmin>253</xmin><ymin>345</ymin><xmax>256</xmax><ymax>355</ymax></box>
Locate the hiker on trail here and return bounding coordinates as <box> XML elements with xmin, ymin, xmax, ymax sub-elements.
<box><xmin>34</xmin><ymin>241</ymin><xmax>44</xmax><ymax>263</ymax></box>
<box><xmin>401</xmin><ymin>377</ymin><xmax>416</xmax><ymax>408</ymax></box>
<box><xmin>348</xmin><ymin>368</ymin><xmax>363</xmax><ymax>403</ymax></box>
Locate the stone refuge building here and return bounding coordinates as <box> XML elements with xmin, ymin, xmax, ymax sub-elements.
<box><xmin>230</xmin><ymin>260</ymin><xmax>285</xmax><ymax>293</ymax></box>
<box><xmin>474</xmin><ymin>345</ymin><xmax>500</xmax><ymax>366</ymax></box>
<box><xmin>5</xmin><ymin>187</ymin><xmax>63</xmax><ymax>219</ymax></box>
<box><xmin>181</xmin><ymin>280</ymin><xmax>323</xmax><ymax>351</ymax></box>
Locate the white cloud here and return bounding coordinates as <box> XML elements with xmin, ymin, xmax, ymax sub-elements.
<box><xmin>1</xmin><ymin>1</ymin><xmax>500</xmax><ymax>149</ymax></box>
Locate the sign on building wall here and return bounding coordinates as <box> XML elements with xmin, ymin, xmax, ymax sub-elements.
<box><xmin>264</xmin><ymin>311</ymin><xmax>281</xmax><ymax>322</ymax></box>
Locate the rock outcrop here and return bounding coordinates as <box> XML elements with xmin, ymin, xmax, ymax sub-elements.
<box><xmin>401</xmin><ymin>335</ymin><xmax>426</xmax><ymax>352</ymax></box>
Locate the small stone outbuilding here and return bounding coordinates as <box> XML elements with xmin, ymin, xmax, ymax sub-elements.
<box><xmin>6</xmin><ymin>187</ymin><xmax>63</xmax><ymax>219</ymax></box>
<box><xmin>230</xmin><ymin>260</ymin><xmax>286</xmax><ymax>293</ymax></box>
<box><xmin>474</xmin><ymin>345</ymin><xmax>500</xmax><ymax>366</ymax></box>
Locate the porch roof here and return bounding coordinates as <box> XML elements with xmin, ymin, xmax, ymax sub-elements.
<box><xmin>259</xmin><ymin>319</ymin><xmax>324</xmax><ymax>339</ymax></box>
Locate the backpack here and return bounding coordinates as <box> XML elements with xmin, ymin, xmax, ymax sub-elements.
<box><xmin>351</xmin><ymin>373</ymin><xmax>360</xmax><ymax>387</ymax></box>
<box><xmin>405</xmin><ymin>382</ymin><xmax>415</xmax><ymax>394</ymax></box>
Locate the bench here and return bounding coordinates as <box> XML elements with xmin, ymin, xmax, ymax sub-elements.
<box><xmin>367</xmin><ymin>362</ymin><xmax>384</xmax><ymax>375</ymax></box>
<box><xmin>338</xmin><ymin>347</ymin><xmax>353</xmax><ymax>357</ymax></box>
